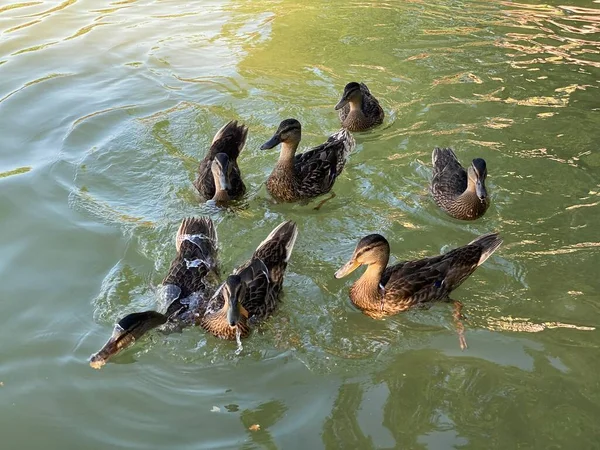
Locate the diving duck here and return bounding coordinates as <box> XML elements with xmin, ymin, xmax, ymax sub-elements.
<box><xmin>89</xmin><ymin>217</ymin><xmax>218</xmax><ymax>368</ymax></box>
<box><xmin>335</xmin><ymin>82</ymin><xmax>384</xmax><ymax>132</ymax></box>
<box><xmin>194</xmin><ymin>120</ymin><xmax>248</xmax><ymax>202</ymax></box>
<box><xmin>200</xmin><ymin>220</ymin><xmax>298</xmax><ymax>340</ymax></box>
<box><xmin>335</xmin><ymin>232</ymin><xmax>502</xmax><ymax>339</ymax></box>
<box><xmin>260</xmin><ymin>119</ymin><xmax>355</xmax><ymax>207</ymax></box>
<box><xmin>431</xmin><ymin>147</ymin><xmax>490</xmax><ymax>220</ymax></box>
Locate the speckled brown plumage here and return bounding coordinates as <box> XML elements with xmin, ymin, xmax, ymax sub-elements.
<box><xmin>336</xmin><ymin>82</ymin><xmax>384</xmax><ymax>132</ymax></box>
<box><xmin>193</xmin><ymin>120</ymin><xmax>248</xmax><ymax>201</ymax></box>
<box><xmin>431</xmin><ymin>147</ymin><xmax>490</xmax><ymax>220</ymax></box>
<box><xmin>262</xmin><ymin>119</ymin><xmax>355</xmax><ymax>203</ymax></box>
<box><xmin>89</xmin><ymin>217</ymin><xmax>218</xmax><ymax>367</ymax></box>
<box><xmin>336</xmin><ymin>233</ymin><xmax>502</xmax><ymax>319</ymax></box>
<box><xmin>201</xmin><ymin>221</ymin><xmax>298</xmax><ymax>340</ymax></box>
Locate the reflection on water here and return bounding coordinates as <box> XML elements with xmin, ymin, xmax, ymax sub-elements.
<box><xmin>1</xmin><ymin>0</ymin><xmax>600</xmax><ymax>449</ymax></box>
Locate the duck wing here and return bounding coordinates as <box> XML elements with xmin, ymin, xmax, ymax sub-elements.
<box><xmin>235</xmin><ymin>259</ymin><xmax>274</xmax><ymax>323</ymax></box>
<box><xmin>431</xmin><ymin>147</ymin><xmax>467</xmax><ymax>198</ymax></box>
<box><xmin>208</xmin><ymin>120</ymin><xmax>249</xmax><ymax>160</ymax></box>
<box><xmin>382</xmin><ymin>232</ymin><xmax>502</xmax><ymax>305</ymax></box>
<box><xmin>294</xmin><ymin>130</ymin><xmax>354</xmax><ymax>196</ymax></box>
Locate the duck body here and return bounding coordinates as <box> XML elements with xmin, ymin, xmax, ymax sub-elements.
<box><xmin>431</xmin><ymin>147</ymin><xmax>490</xmax><ymax>220</ymax></box>
<box><xmin>335</xmin><ymin>233</ymin><xmax>502</xmax><ymax>319</ymax></box>
<box><xmin>201</xmin><ymin>221</ymin><xmax>298</xmax><ymax>340</ymax></box>
<box><xmin>194</xmin><ymin>120</ymin><xmax>248</xmax><ymax>202</ymax></box>
<box><xmin>335</xmin><ymin>82</ymin><xmax>384</xmax><ymax>132</ymax></box>
<box><xmin>261</xmin><ymin>119</ymin><xmax>355</xmax><ymax>203</ymax></box>
<box><xmin>90</xmin><ymin>217</ymin><xmax>218</xmax><ymax>368</ymax></box>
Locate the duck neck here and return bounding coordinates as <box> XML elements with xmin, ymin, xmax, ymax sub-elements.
<box><xmin>350</xmin><ymin>262</ymin><xmax>386</xmax><ymax>309</ymax></box>
<box><xmin>212</xmin><ymin>189</ymin><xmax>230</xmax><ymax>202</ymax></box>
<box><xmin>276</xmin><ymin>142</ymin><xmax>298</xmax><ymax>169</ymax></box>
<box><xmin>349</xmin><ymin>97</ymin><xmax>364</xmax><ymax>113</ymax></box>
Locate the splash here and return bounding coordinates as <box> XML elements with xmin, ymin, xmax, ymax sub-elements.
<box><xmin>234</xmin><ymin>328</ymin><xmax>243</xmax><ymax>356</ymax></box>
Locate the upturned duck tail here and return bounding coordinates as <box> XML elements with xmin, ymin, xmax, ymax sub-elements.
<box><xmin>210</xmin><ymin>120</ymin><xmax>249</xmax><ymax>159</ymax></box>
<box><xmin>469</xmin><ymin>232</ymin><xmax>503</xmax><ymax>266</ymax></box>
<box><xmin>255</xmin><ymin>220</ymin><xmax>298</xmax><ymax>263</ymax></box>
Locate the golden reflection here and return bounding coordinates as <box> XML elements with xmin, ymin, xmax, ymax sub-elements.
<box><xmin>4</xmin><ymin>19</ymin><xmax>41</xmax><ymax>34</ymax></box>
<box><xmin>486</xmin><ymin>316</ymin><xmax>595</xmax><ymax>333</ymax></box>
<box><xmin>24</xmin><ymin>0</ymin><xmax>76</xmax><ymax>18</ymax></box>
<box><xmin>0</xmin><ymin>166</ymin><xmax>31</xmax><ymax>179</ymax></box>
<box><xmin>0</xmin><ymin>2</ymin><xmax>41</xmax><ymax>14</ymax></box>
<box><xmin>498</xmin><ymin>2</ymin><xmax>600</xmax><ymax>69</ymax></box>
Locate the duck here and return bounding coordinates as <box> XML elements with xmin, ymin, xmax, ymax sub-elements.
<box><xmin>334</xmin><ymin>232</ymin><xmax>502</xmax><ymax>328</ymax></box>
<box><xmin>200</xmin><ymin>220</ymin><xmax>298</xmax><ymax>340</ymax></box>
<box><xmin>335</xmin><ymin>82</ymin><xmax>384</xmax><ymax>132</ymax></box>
<box><xmin>194</xmin><ymin>120</ymin><xmax>248</xmax><ymax>202</ymax></box>
<box><xmin>260</xmin><ymin>119</ymin><xmax>355</xmax><ymax>208</ymax></box>
<box><xmin>431</xmin><ymin>147</ymin><xmax>490</xmax><ymax>220</ymax></box>
<box><xmin>89</xmin><ymin>217</ymin><xmax>218</xmax><ymax>368</ymax></box>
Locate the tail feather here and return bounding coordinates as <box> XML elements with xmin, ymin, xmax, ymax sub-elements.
<box><xmin>210</xmin><ymin>120</ymin><xmax>249</xmax><ymax>159</ymax></box>
<box><xmin>469</xmin><ymin>232</ymin><xmax>503</xmax><ymax>266</ymax></box>
<box><xmin>329</xmin><ymin>128</ymin><xmax>355</xmax><ymax>174</ymax></box>
<box><xmin>176</xmin><ymin>217</ymin><xmax>217</xmax><ymax>253</ymax></box>
<box><xmin>254</xmin><ymin>220</ymin><xmax>298</xmax><ymax>263</ymax></box>
<box><xmin>432</xmin><ymin>147</ymin><xmax>458</xmax><ymax>169</ymax></box>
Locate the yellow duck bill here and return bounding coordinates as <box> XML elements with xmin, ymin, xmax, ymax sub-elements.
<box><xmin>334</xmin><ymin>259</ymin><xmax>361</xmax><ymax>278</ymax></box>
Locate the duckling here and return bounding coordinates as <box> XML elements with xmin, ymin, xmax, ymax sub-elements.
<box><xmin>89</xmin><ymin>217</ymin><xmax>218</xmax><ymax>368</ymax></box>
<box><xmin>335</xmin><ymin>232</ymin><xmax>502</xmax><ymax>348</ymax></box>
<box><xmin>201</xmin><ymin>221</ymin><xmax>298</xmax><ymax>340</ymax></box>
<box><xmin>194</xmin><ymin>120</ymin><xmax>248</xmax><ymax>202</ymax></box>
<box><xmin>260</xmin><ymin>119</ymin><xmax>355</xmax><ymax>208</ymax></box>
<box><xmin>431</xmin><ymin>147</ymin><xmax>490</xmax><ymax>220</ymax></box>
<box><xmin>335</xmin><ymin>82</ymin><xmax>384</xmax><ymax>132</ymax></box>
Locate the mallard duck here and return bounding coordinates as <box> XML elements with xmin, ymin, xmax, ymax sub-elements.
<box><xmin>194</xmin><ymin>120</ymin><xmax>248</xmax><ymax>202</ymax></box>
<box><xmin>89</xmin><ymin>217</ymin><xmax>218</xmax><ymax>368</ymax></box>
<box><xmin>260</xmin><ymin>119</ymin><xmax>355</xmax><ymax>207</ymax></box>
<box><xmin>335</xmin><ymin>82</ymin><xmax>384</xmax><ymax>132</ymax></box>
<box><xmin>334</xmin><ymin>232</ymin><xmax>502</xmax><ymax>321</ymax></box>
<box><xmin>200</xmin><ymin>220</ymin><xmax>298</xmax><ymax>340</ymax></box>
<box><xmin>431</xmin><ymin>147</ymin><xmax>490</xmax><ymax>220</ymax></box>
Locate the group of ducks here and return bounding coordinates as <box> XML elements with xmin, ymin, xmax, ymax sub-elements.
<box><xmin>90</xmin><ymin>82</ymin><xmax>501</xmax><ymax>368</ymax></box>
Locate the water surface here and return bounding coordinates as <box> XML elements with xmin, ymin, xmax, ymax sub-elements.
<box><xmin>1</xmin><ymin>0</ymin><xmax>600</xmax><ymax>448</ymax></box>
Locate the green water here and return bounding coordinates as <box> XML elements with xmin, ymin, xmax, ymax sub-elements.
<box><xmin>1</xmin><ymin>0</ymin><xmax>600</xmax><ymax>448</ymax></box>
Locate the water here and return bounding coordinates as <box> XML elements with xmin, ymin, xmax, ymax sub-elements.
<box><xmin>1</xmin><ymin>0</ymin><xmax>599</xmax><ymax>448</ymax></box>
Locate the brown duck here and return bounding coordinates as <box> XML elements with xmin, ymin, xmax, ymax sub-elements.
<box><xmin>335</xmin><ymin>232</ymin><xmax>502</xmax><ymax>348</ymax></box>
<box><xmin>89</xmin><ymin>217</ymin><xmax>218</xmax><ymax>368</ymax></box>
<box><xmin>201</xmin><ymin>221</ymin><xmax>298</xmax><ymax>340</ymax></box>
<box><xmin>335</xmin><ymin>82</ymin><xmax>384</xmax><ymax>132</ymax></box>
<box><xmin>194</xmin><ymin>120</ymin><xmax>248</xmax><ymax>202</ymax></box>
<box><xmin>260</xmin><ymin>119</ymin><xmax>355</xmax><ymax>207</ymax></box>
<box><xmin>431</xmin><ymin>147</ymin><xmax>490</xmax><ymax>220</ymax></box>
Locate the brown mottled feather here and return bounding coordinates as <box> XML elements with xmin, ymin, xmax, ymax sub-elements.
<box><xmin>193</xmin><ymin>120</ymin><xmax>248</xmax><ymax>200</ymax></box>
<box><xmin>348</xmin><ymin>233</ymin><xmax>502</xmax><ymax>319</ymax></box>
<box><xmin>338</xmin><ymin>83</ymin><xmax>384</xmax><ymax>132</ymax></box>
<box><xmin>201</xmin><ymin>221</ymin><xmax>298</xmax><ymax>339</ymax></box>
<box><xmin>431</xmin><ymin>147</ymin><xmax>489</xmax><ymax>220</ymax></box>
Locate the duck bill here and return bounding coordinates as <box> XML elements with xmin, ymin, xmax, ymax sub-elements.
<box><xmin>89</xmin><ymin>327</ymin><xmax>135</xmax><ymax>369</ymax></box>
<box><xmin>218</xmin><ymin>172</ymin><xmax>231</xmax><ymax>192</ymax></box>
<box><xmin>475</xmin><ymin>180</ymin><xmax>487</xmax><ymax>201</ymax></box>
<box><xmin>227</xmin><ymin>296</ymin><xmax>242</xmax><ymax>327</ymax></box>
<box><xmin>334</xmin><ymin>259</ymin><xmax>361</xmax><ymax>278</ymax></box>
<box><xmin>260</xmin><ymin>134</ymin><xmax>281</xmax><ymax>150</ymax></box>
<box><xmin>334</xmin><ymin>97</ymin><xmax>349</xmax><ymax>111</ymax></box>
<box><xmin>89</xmin><ymin>311</ymin><xmax>167</xmax><ymax>369</ymax></box>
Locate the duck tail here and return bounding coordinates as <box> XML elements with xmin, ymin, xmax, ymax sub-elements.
<box><xmin>254</xmin><ymin>220</ymin><xmax>298</xmax><ymax>263</ymax></box>
<box><xmin>432</xmin><ymin>147</ymin><xmax>458</xmax><ymax>169</ymax></box>
<box><xmin>210</xmin><ymin>120</ymin><xmax>249</xmax><ymax>159</ymax></box>
<box><xmin>469</xmin><ymin>232</ymin><xmax>503</xmax><ymax>266</ymax></box>
<box><xmin>330</xmin><ymin>128</ymin><xmax>356</xmax><ymax>161</ymax></box>
<box><xmin>175</xmin><ymin>217</ymin><xmax>218</xmax><ymax>262</ymax></box>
